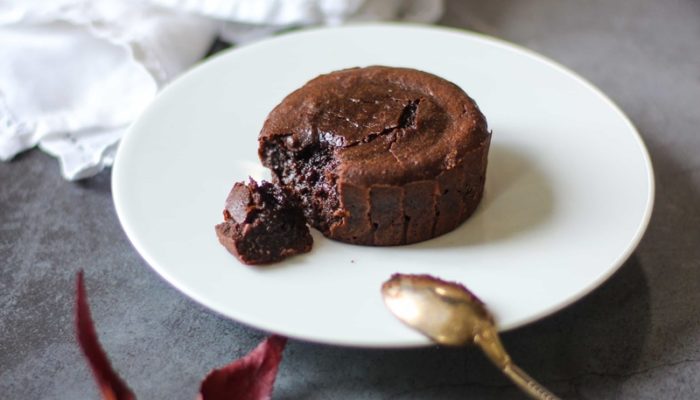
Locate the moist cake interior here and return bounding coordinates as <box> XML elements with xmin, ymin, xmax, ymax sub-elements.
<box><xmin>260</xmin><ymin>89</ymin><xmax>427</xmax><ymax>237</ymax></box>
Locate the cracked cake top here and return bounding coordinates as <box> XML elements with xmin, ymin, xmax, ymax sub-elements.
<box><xmin>258</xmin><ymin>66</ymin><xmax>490</xmax><ymax>186</ymax></box>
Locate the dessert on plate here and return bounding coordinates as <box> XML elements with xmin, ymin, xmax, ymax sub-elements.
<box><xmin>217</xmin><ymin>66</ymin><xmax>491</xmax><ymax>264</ymax></box>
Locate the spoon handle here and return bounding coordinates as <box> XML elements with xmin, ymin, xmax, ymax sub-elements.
<box><xmin>474</xmin><ymin>326</ymin><xmax>560</xmax><ymax>400</ymax></box>
<box><xmin>502</xmin><ymin>363</ymin><xmax>561</xmax><ymax>400</ymax></box>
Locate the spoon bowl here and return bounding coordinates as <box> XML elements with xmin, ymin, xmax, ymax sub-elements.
<box><xmin>382</xmin><ymin>274</ymin><xmax>492</xmax><ymax>346</ymax></box>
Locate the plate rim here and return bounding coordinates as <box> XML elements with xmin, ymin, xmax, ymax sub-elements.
<box><xmin>112</xmin><ymin>23</ymin><xmax>655</xmax><ymax>348</ymax></box>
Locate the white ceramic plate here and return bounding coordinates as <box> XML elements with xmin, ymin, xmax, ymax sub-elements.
<box><xmin>113</xmin><ymin>24</ymin><xmax>654</xmax><ymax>347</ymax></box>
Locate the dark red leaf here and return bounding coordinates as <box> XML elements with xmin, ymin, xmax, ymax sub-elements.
<box><xmin>199</xmin><ymin>335</ymin><xmax>287</xmax><ymax>400</ymax></box>
<box><xmin>75</xmin><ymin>271</ymin><xmax>136</xmax><ymax>400</ymax></box>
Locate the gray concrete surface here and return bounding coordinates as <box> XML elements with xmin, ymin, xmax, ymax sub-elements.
<box><xmin>2</xmin><ymin>1</ymin><xmax>699</xmax><ymax>398</ymax></box>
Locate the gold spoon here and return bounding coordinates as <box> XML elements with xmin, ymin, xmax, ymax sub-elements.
<box><xmin>381</xmin><ymin>273</ymin><xmax>560</xmax><ymax>400</ymax></box>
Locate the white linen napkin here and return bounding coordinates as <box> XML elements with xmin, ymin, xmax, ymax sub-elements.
<box><xmin>0</xmin><ymin>0</ymin><xmax>443</xmax><ymax>180</ymax></box>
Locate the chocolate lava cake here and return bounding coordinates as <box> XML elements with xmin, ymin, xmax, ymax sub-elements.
<box><xmin>215</xmin><ymin>179</ymin><xmax>312</xmax><ymax>264</ymax></box>
<box><xmin>259</xmin><ymin>66</ymin><xmax>491</xmax><ymax>246</ymax></box>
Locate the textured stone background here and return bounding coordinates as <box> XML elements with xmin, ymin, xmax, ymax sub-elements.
<box><xmin>2</xmin><ymin>0</ymin><xmax>699</xmax><ymax>398</ymax></box>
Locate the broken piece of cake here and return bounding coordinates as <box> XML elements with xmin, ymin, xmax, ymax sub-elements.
<box><xmin>215</xmin><ymin>179</ymin><xmax>313</xmax><ymax>265</ymax></box>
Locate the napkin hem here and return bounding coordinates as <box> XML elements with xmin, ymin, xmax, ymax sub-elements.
<box><xmin>0</xmin><ymin>92</ymin><xmax>38</xmax><ymax>161</ymax></box>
